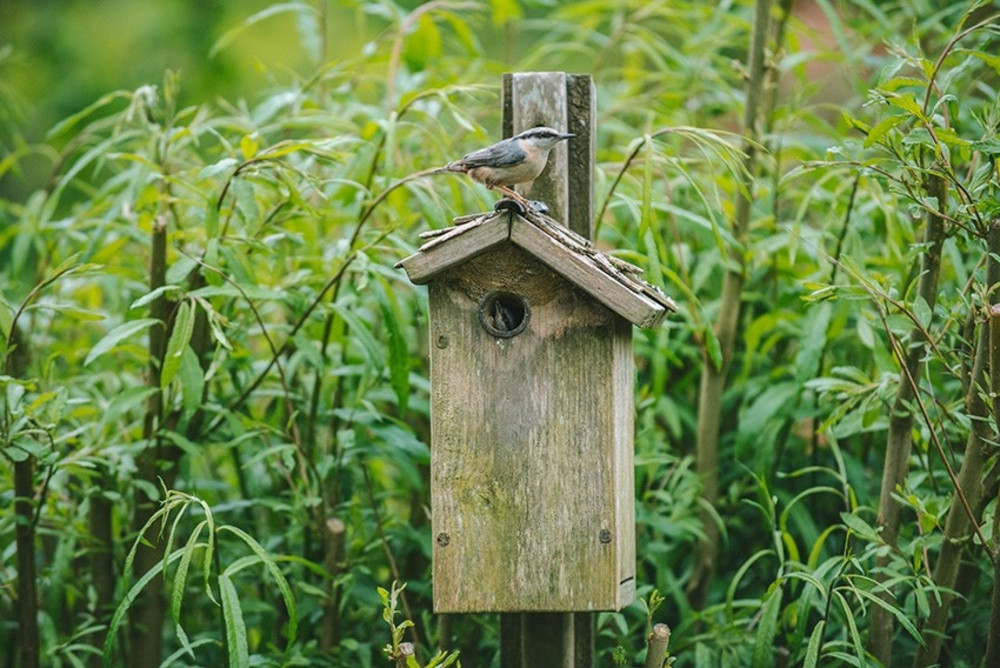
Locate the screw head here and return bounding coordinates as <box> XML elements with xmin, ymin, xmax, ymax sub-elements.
<box><xmin>599</xmin><ymin>529</ymin><xmax>612</xmax><ymax>544</ymax></box>
<box><xmin>436</xmin><ymin>335</ymin><xmax>449</xmax><ymax>349</ymax></box>
<box><xmin>436</xmin><ymin>532</ymin><xmax>451</xmax><ymax>547</ymax></box>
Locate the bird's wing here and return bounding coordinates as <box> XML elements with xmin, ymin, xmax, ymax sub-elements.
<box><xmin>459</xmin><ymin>140</ymin><xmax>525</xmax><ymax>168</ymax></box>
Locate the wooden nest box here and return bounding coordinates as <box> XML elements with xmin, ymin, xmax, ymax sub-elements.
<box><xmin>398</xmin><ymin>205</ymin><xmax>674</xmax><ymax>613</ymax></box>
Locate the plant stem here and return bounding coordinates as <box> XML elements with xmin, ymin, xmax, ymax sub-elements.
<box><xmin>913</xmin><ymin>219</ymin><xmax>1000</xmax><ymax>666</ymax></box>
<box><xmin>4</xmin><ymin>265</ymin><xmax>81</xmax><ymax>668</ymax></box>
<box><xmin>688</xmin><ymin>0</ymin><xmax>771</xmax><ymax>610</ymax></box>
<box><xmin>319</xmin><ymin>517</ymin><xmax>345</xmax><ymax>652</ymax></box>
<box><xmin>88</xmin><ymin>474</ymin><xmax>115</xmax><ymax>668</ymax></box>
<box><xmin>362</xmin><ymin>463</ymin><xmax>422</xmax><ymax>660</ymax></box>
<box><xmin>644</xmin><ymin>623</ymin><xmax>671</xmax><ymax>668</ymax></box>
<box><xmin>129</xmin><ymin>213</ymin><xmax>170</xmax><ymax>667</ymax></box>
<box><xmin>987</xmin><ymin>460</ymin><xmax>1000</xmax><ymax>667</ymax></box>
<box><xmin>869</xmin><ymin>174</ymin><xmax>947</xmax><ymax>665</ymax></box>
<box><xmin>14</xmin><ymin>457</ymin><xmax>39</xmax><ymax>668</ymax></box>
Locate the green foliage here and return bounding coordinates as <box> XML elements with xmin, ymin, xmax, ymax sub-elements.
<box><xmin>379</xmin><ymin>581</ymin><xmax>459</xmax><ymax>668</ymax></box>
<box><xmin>102</xmin><ymin>490</ymin><xmax>301</xmax><ymax>667</ymax></box>
<box><xmin>2</xmin><ymin>0</ymin><xmax>1000</xmax><ymax>666</ymax></box>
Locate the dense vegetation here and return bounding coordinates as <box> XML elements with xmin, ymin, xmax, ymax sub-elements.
<box><xmin>2</xmin><ymin>0</ymin><xmax>1000</xmax><ymax>666</ymax></box>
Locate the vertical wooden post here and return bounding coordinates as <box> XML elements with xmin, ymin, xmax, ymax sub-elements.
<box><xmin>499</xmin><ymin>71</ymin><xmax>597</xmax><ymax>668</ymax></box>
<box><xmin>502</xmin><ymin>72</ymin><xmax>595</xmax><ymax>238</ymax></box>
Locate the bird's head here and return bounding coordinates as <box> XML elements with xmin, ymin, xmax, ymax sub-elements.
<box><xmin>514</xmin><ymin>126</ymin><xmax>575</xmax><ymax>150</ymax></box>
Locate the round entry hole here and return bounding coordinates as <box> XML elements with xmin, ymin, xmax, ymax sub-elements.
<box><xmin>479</xmin><ymin>291</ymin><xmax>530</xmax><ymax>338</ymax></box>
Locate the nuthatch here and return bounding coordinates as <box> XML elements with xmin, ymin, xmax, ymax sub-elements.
<box><xmin>438</xmin><ymin>127</ymin><xmax>575</xmax><ymax>203</ymax></box>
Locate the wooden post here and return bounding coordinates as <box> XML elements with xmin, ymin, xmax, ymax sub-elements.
<box><xmin>502</xmin><ymin>72</ymin><xmax>595</xmax><ymax>238</ymax></box>
<box><xmin>500</xmin><ymin>71</ymin><xmax>597</xmax><ymax>668</ymax></box>
<box><xmin>398</xmin><ymin>71</ymin><xmax>671</xmax><ymax>668</ymax></box>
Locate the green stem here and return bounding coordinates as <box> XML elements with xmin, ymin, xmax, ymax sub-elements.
<box><xmin>870</xmin><ymin>174</ymin><xmax>947</xmax><ymax>665</ymax></box>
<box><xmin>913</xmin><ymin>220</ymin><xmax>1000</xmax><ymax>666</ymax></box>
<box><xmin>688</xmin><ymin>0</ymin><xmax>772</xmax><ymax>610</ymax></box>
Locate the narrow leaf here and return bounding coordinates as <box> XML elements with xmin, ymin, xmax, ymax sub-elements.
<box><xmin>752</xmin><ymin>586</ymin><xmax>783</xmax><ymax>667</ymax></box>
<box><xmin>170</xmin><ymin>521</ymin><xmax>208</xmax><ymax>660</ymax></box>
<box><xmin>803</xmin><ymin>621</ymin><xmax>825</xmax><ymax>668</ymax></box>
<box><xmin>219</xmin><ymin>574</ymin><xmax>249</xmax><ymax>668</ymax></box>
<box><xmin>178</xmin><ymin>346</ymin><xmax>205</xmax><ymax>417</ymax></box>
<box><xmin>840</xmin><ymin>512</ymin><xmax>879</xmax><ymax>542</ymax></box>
<box><xmin>218</xmin><ymin>524</ymin><xmax>298</xmax><ymax>646</ymax></box>
<box><xmin>161</xmin><ymin>301</ymin><xmax>194</xmax><ymax>388</ymax></box>
<box><xmin>104</xmin><ymin>550</ymin><xmax>185</xmax><ymax>666</ymax></box>
<box><xmin>834</xmin><ymin>590</ymin><xmax>865</xmax><ymax>661</ymax></box>
<box><xmin>85</xmin><ymin>318</ymin><xmax>161</xmax><ymax>366</ymax></box>
<box><xmin>377</xmin><ymin>278</ymin><xmax>410</xmax><ymax>415</ymax></box>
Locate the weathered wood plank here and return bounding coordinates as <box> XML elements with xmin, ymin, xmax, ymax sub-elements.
<box><xmin>397</xmin><ymin>215</ymin><xmax>509</xmax><ymax>284</ymax></box>
<box><xmin>566</xmin><ymin>74</ymin><xmax>595</xmax><ymax>240</ymax></box>
<box><xmin>505</xmin><ymin>72</ymin><xmax>571</xmax><ymax>225</ymax></box>
<box><xmin>510</xmin><ymin>215</ymin><xmax>670</xmax><ymax>328</ymax></box>
<box><xmin>429</xmin><ymin>245</ymin><xmax>635</xmax><ymax>613</ymax></box>
<box><xmin>498</xmin><ymin>71</ymin><xmax>601</xmax><ymax>668</ymax></box>
<box><xmin>399</xmin><ymin>210</ymin><xmax>673</xmax><ymax>327</ymax></box>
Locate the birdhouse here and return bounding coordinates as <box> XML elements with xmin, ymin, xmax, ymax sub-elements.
<box><xmin>398</xmin><ymin>206</ymin><xmax>674</xmax><ymax>613</ymax></box>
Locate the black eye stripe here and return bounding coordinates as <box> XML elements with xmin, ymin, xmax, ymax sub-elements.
<box><xmin>518</xmin><ymin>128</ymin><xmax>559</xmax><ymax>140</ymax></box>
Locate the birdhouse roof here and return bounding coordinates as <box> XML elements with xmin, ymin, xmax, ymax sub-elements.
<box><xmin>396</xmin><ymin>208</ymin><xmax>676</xmax><ymax>329</ymax></box>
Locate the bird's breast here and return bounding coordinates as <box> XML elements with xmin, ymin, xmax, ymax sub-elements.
<box><xmin>468</xmin><ymin>159</ymin><xmax>546</xmax><ymax>188</ymax></box>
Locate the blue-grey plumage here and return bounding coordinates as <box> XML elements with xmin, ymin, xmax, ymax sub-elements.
<box><xmin>441</xmin><ymin>127</ymin><xmax>575</xmax><ymax>192</ymax></box>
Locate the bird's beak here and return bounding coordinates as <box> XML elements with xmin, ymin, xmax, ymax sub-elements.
<box><xmin>560</xmin><ymin>133</ymin><xmax>576</xmax><ymax>140</ymax></box>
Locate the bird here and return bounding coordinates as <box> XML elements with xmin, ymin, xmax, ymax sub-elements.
<box><xmin>437</xmin><ymin>126</ymin><xmax>575</xmax><ymax>205</ymax></box>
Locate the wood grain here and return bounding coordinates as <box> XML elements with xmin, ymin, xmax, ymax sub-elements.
<box><xmin>429</xmin><ymin>244</ymin><xmax>635</xmax><ymax>612</ymax></box>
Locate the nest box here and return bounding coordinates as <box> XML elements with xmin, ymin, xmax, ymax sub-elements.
<box><xmin>398</xmin><ymin>207</ymin><xmax>674</xmax><ymax>613</ymax></box>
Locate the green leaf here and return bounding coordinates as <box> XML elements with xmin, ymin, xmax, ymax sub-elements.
<box><xmin>834</xmin><ymin>590</ymin><xmax>865</xmax><ymax>663</ymax></box>
<box><xmin>863</xmin><ymin>113</ymin><xmax>906</xmax><ymax>148</ymax></box>
<box><xmin>130</xmin><ymin>285</ymin><xmax>183</xmax><ymax>310</ymax></box>
<box><xmin>957</xmin><ymin>47</ymin><xmax>1000</xmax><ymax>76</ymax></box>
<box><xmin>850</xmin><ymin>586</ymin><xmax>922</xmax><ymax>642</ymax></box>
<box><xmin>46</xmin><ymin>90</ymin><xmax>133</xmax><ymax>140</ymax></box>
<box><xmin>490</xmin><ymin>0</ymin><xmax>522</xmax><ymax>25</ymax></box>
<box><xmin>170</xmin><ymin>522</ymin><xmax>208</xmax><ymax>660</ymax></box>
<box><xmin>640</xmin><ymin>135</ymin><xmax>654</xmax><ymax>240</ymax></box>
<box><xmin>217</xmin><ymin>525</ymin><xmax>298</xmax><ymax>647</ymax></box>
<box><xmin>752</xmin><ymin>586</ymin><xmax>783</xmax><ymax>668</ymax></box>
<box><xmin>840</xmin><ymin>512</ymin><xmax>879</xmax><ymax>542</ymax></box>
<box><xmin>219</xmin><ymin>573</ymin><xmax>249</xmax><ymax>668</ymax></box>
<box><xmin>795</xmin><ymin>302</ymin><xmax>832</xmax><ymax>379</ymax></box>
<box><xmin>912</xmin><ymin>295</ymin><xmax>932</xmax><ymax>329</ymax></box>
<box><xmin>885</xmin><ymin>92</ymin><xmax>925</xmax><ymax>120</ymax></box>
<box><xmin>85</xmin><ymin>318</ymin><xmax>161</xmax><ymax>366</ymax></box>
<box><xmin>725</xmin><ymin>549</ymin><xmax>774</xmax><ymax>619</ymax></box>
<box><xmin>104</xmin><ymin>549</ymin><xmax>186</xmax><ymax>666</ymax></box>
<box><xmin>0</xmin><ymin>292</ymin><xmax>13</xmax><ymax>343</ymax></box>
<box><xmin>178</xmin><ymin>346</ymin><xmax>205</xmax><ymax>416</ymax></box>
<box><xmin>703</xmin><ymin>325</ymin><xmax>723</xmax><ymax>371</ymax></box>
<box><xmin>240</xmin><ymin>133</ymin><xmax>259</xmax><ymax>160</ymax></box>
<box><xmin>377</xmin><ymin>279</ymin><xmax>410</xmax><ymax>415</ymax></box>
<box><xmin>972</xmin><ymin>138</ymin><xmax>1000</xmax><ymax>157</ymax></box>
<box><xmin>404</xmin><ymin>13</ymin><xmax>442</xmax><ymax>71</ymax></box>
<box><xmin>803</xmin><ymin>621</ymin><xmax>825</xmax><ymax>668</ymax></box>
<box><xmin>198</xmin><ymin>158</ymin><xmax>239</xmax><ymax>181</ymax></box>
<box><xmin>740</xmin><ymin>383</ymin><xmax>799</xmax><ymax>442</ymax></box>
<box><xmin>333</xmin><ymin>302</ymin><xmax>385</xmax><ymax>368</ymax></box>
<box><xmin>161</xmin><ymin>301</ymin><xmax>194</xmax><ymax>388</ymax></box>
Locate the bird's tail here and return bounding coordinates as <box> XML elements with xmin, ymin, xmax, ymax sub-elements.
<box><xmin>433</xmin><ymin>161</ymin><xmax>467</xmax><ymax>174</ymax></box>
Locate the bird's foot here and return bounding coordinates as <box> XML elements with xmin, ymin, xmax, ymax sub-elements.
<box><xmin>493</xmin><ymin>187</ymin><xmax>549</xmax><ymax>216</ymax></box>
